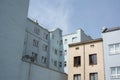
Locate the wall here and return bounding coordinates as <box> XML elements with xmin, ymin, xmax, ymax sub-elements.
<box><xmin>102</xmin><ymin>30</ymin><xmax>120</xmax><ymax>80</ymax></box>
<box><xmin>0</xmin><ymin>0</ymin><xmax>67</xmax><ymax>80</ymax></box>
<box><xmin>68</xmin><ymin>40</ymin><xmax>104</xmax><ymax>80</ymax></box>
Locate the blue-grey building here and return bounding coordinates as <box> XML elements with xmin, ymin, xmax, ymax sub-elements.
<box><xmin>102</xmin><ymin>27</ymin><xmax>120</xmax><ymax>80</ymax></box>
<box><xmin>0</xmin><ymin>0</ymin><xmax>67</xmax><ymax>80</ymax></box>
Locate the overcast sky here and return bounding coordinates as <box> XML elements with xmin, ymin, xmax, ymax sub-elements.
<box><xmin>28</xmin><ymin>0</ymin><xmax>120</xmax><ymax>39</ymax></box>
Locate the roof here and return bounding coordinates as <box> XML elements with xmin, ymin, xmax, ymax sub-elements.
<box><xmin>102</xmin><ymin>27</ymin><xmax>120</xmax><ymax>33</ymax></box>
<box><xmin>69</xmin><ymin>38</ymin><xmax>102</xmax><ymax>47</ymax></box>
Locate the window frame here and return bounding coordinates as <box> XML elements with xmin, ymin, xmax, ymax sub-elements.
<box><xmin>109</xmin><ymin>43</ymin><xmax>120</xmax><ymax>55</ymax></box>
<box><xmin>89</xmin><ymin>54</ymin><xmax>97</xmax><ymax>65</ymax></box>
<box><xmin>111</xmin><ymin>67</ymin><xmax>120</xmax><ymax>79</ymax></box>
<box><xmin>89</xmin><ymin>72</ymin><xmax>98</xmax><ymax>80</ymax></box>
<box><xmin>74</xmin><ymin>74</ymin><xmax>81</xmax><ymax>80</ymax></box>
<box><xmin>74</xmin><ymin>56</ymin><xmax>81</xmax><ymax>67</ymax></box>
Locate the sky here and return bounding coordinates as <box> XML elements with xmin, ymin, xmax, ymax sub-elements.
<box><xmin>28</xmin><ymin>0</ymin><xmax>120</xmax><ymax>39</ymax></box>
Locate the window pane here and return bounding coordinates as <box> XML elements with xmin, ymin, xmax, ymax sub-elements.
<box><xmin>111</xmin><ymin>68</ymin><xmax>116</xmax><ymax>74</ymax></box>
<box><xmin>78</xmin><ymin>74</ymin><xmax>80</xmax><ymax>80</ymax></box>
<box><xmin>115</xmin><ymin>44</ymin><xmax>120</xmax><ymax>50</ymax></box>
<box><xmin>109</xmin><ymin>45</ymin><xmax>114</xmax><ymax>51</ymax></box>
<box><xmin>95</xmin><ymin>73</ymin><xmax>98</xmax><ymax>80</ymax></box>
<box><xmin>94</xmin><ymin>54</ymin><xmax>97</xmax><ymax>64</ymax></box>
<box><xmin>117</xmin><ymin>67</ymin><xmax>120</xmax><ymax>74</ymax></box>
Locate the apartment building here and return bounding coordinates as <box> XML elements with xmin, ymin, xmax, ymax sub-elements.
<box><xmin>63</xmin><ymin>29</ymin><xmax>92</xmax><ymax>73</ymax></box>
<box><xmin>102</xmin><ymin>27</ymin><xmax>120</xmax><ymax>80</ymax></box>
<box><xmin>0</xmin><ymin>0</ymin><xmax>67</xmax><ymax>80</ymax></box>
<box><xmin>68</xmin><ymin>38</ymin><xmax>104</xmax><ymax>80</ymax></box>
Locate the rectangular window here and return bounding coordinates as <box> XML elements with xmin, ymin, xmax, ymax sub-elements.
<box><xmin>42</xmin><ymin>44</ymin><xmax>48</xmax><ymax>51</ymax></box>
<box><xmin>74</xmin><ymin>74</ymin><xmax>81</xmax><ymax>80</ymax></box>
<box><xmin>74</xmin><ymin>56</ymin><xmax>81</xmax><ymax>67</ymax></box>
<box><xmin>33</xmin><ymin>39</ymin><xmax>39</xmax><ymax>47</ymax></box>
<box><xmin>43</xmin><ymin>33</ymin><xmax>48</xmax><ymax>40</ymax></box>
<box><xmin>109</xmin><ymin>43</ymin><xmax>120</xmax><ymax>54</ymax></box>
<box><xmin>41</xmin><ymin>56</ymin><xmax>47</xmax><ymax>64</ymax></box>
<box><xmin>55</xmin><ymin>49</ymin><xmax>57</xmax><ymax>55</ymax></box>
<box><xmin>59</xmin><ymin>62</ymin><xmax>62</xmax><ymax>68</ymax></box>
<box><xmin>59</xmin><ymin>40</ymin><xmax>63</xmax><ymax>45</ymax></box>
<box><xmin>59</xmin><ymin>51</ymin><xmax>63</xmax><ymax>56</ymax></box>
<box><xmin>54</xmin><ymin>60</ymin><xmax>57</xmax><ymax>67</ymax></box>
<box><xmin>34</xmin><ymin>27</ymin><xmax>39</xmax><ymax>35</ymax></box>
<box><xmin>89</xmin><ymin>54</ymin><xmax>97</xmax><ymax>65</ymax></box>
<box><xmin>111</xmin><ymin>67</ymin><xmax>120</xmax><ymax>78</ymax></box>
<box><xmin>90</xmin><ymin>73</ymin><xmax>98</xmax><ymax>80</ymax></box>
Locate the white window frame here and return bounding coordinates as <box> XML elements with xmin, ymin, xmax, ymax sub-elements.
<box><xmin>111</xmin><ymin>67</ymin><xmax>120</xmax><ymax>79</ymax></box>
<box><xmin>109</xmin><ymin>43</ymin><xmax>120</xmax><ymax>54</ymax></box>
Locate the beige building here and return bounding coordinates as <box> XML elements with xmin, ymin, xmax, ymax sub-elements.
<box><xmin>68</xmin><ymin>38</ymin><xmax>104</xmax><ymax>80</ymax></box>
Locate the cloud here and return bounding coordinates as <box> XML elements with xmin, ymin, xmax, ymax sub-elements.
<box><xmin>28</xmin><ymin>0</ymin><xmax>72</xmax><ymax>35</ymax></box>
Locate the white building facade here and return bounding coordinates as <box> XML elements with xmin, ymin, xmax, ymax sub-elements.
<box><xmin>0</xmin><ymin>0</ymin><xmax>67</xmax><ymax>80</ymax></box>
<box><xmin>63</xmin><ymin>29</ymin><xmax>92</xmax><ymax>73</ymax></box>
<box><xmin>102</xmin><ymin>27</ymin><xmax>120</xmax><ymax>80</ymax></box>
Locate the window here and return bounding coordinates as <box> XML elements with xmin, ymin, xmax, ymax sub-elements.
<box><xmin>74</xmin><ymin>56</ymin><xmax>81</xmax><ymax>67</ymax></box>
<box><xmin>55</xmin><ymin>49</ymin><xmax>57</xmax><ymax>55</ymax></box>
<box><xmin>31</xmin><ymin>52</ymin><xmax>37</xmax><ymax>62</ymax></box>
<box><xmin>41</xmin><ymin>56</ymin><xmax>47</xmax><ymax>64</ymax></box>
<box><xmin>74</xmin><ymin>74</ymin><xmax>81</xmax><ymax>80</ymax></box>
<box><xmin>34</xmin><ymin>27</ymin><xmax>39</xmax><ymax>35</ymax></box>
<box><xmin>42</xmin><ymin>44</ymin><xmax>48</xmax><ymax>51</ymax></box>
<box><xmin>64</xmin><ymin>61</ymin><xmax>67</xmax><ymax>67</ymax></box>
<box><xmin>72</xmin><ymin>37</ymin><xmax>77</xmax><ymax>42</ymax></box>
<box><xmin>76</xmin><ymin>47</ymin><xmax>79</xmax><ymax>50</ymax></box>
<box><xmin>64</xmin><ymin>50</ymin><xmax>67</xmax><ymax>55</ymax></box>
<box><xmin>90</xmin><ymin>73</ymin><xmax>98</xmax><ymax>80</ymax></box>
<box><xmin>111</xmin><ymin>67</ymin><xmax>120</xmax><ymax>78</ymax></box>
<box><xmin>54</xmin><ymin>60</ymin><xmax>57</xmax><ymax>67</ymax></box>
<box><xmin>33</xmin><ymin>39</ymin><xmax>39</xmax><ymax>47</ymax></box>
<box><xmin>90</xmin><ymin>44</ymin><xmax>94</xmax><ymax>48</ymax></box>
<box><xmin>89</xmin><ymin>54</ymin><xmax>97</xmax><ymax>65</ymax></box>
<box><xmin>109</xmin><ymin>43</ymin><xmax>120</xmax><ymax>54</ymax></box>
<box><xmin>64</xmin><ymin>39</ymin><xmax>67</xmax><ymax>44</ymax></box>
<box><xmin>59</xmin><ymin>51</ymin><xmax>63</xmax><ymax>56</ymax></box>
<box><xmin>43</xmin><ymin>33</ymin><xmax>48</xmax><ymax>40</ymax></box>
<box><xmin>59</xmin><ymin>40</ymin><xmax>63</xmax><ymax>45</ymax></box>
<box><xmin>59</xmin><ymin>62</ymin><xmax>62</xmax><ymax>68</ymax></box>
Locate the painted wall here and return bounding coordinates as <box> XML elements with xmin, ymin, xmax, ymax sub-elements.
<box><xmin>0</xmin><ymin>0</ymin><xmax>67</xmax><ymax>80</ymax></box>
<box><xmin>102</xmin><ymin>30</ymin><xmax>120</xmax><ymax>80</ymax></box>
<box><xmin>68</xmin><ymin>40</ymin><xmax>104</xmax><ymax>80</ymax></box>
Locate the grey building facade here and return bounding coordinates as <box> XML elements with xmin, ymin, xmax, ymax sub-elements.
<box><xmin>102</xmin><ymin>27</ymin><xmax>120</xmax><ymax>80</ymax></box>
<box><xmin>0</xmin><ymin>0</ymin><xmax>67</xmax><ymax>80</ymax></box>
